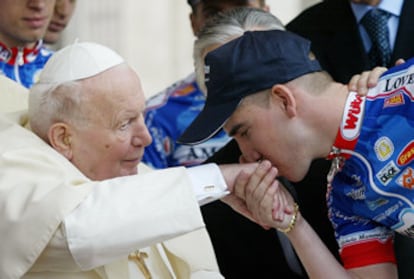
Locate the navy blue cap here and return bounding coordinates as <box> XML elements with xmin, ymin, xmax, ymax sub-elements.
<box><xmin>178</xmin><ymin>30</ymin><xmax>322</xmax><ymax>145</ymax></box>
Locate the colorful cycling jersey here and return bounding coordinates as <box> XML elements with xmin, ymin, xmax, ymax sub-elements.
<box><xmin>0</xmin><ymin>40</ymin><xmax>53</xmax><ymax>88</ymax></box>
<box><xmin>143</xmin><ymin>73</ymin><xmax>231</xmax><ymax>168</ymax></box>
<box><xmin>327</xmin><ymin>58</ymin><xmax>414</xmax><ymax>269</ymax></box>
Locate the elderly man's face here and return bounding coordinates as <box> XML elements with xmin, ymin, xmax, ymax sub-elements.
<box><xmin>0</xmin><ymin>0</ymin><xmax>55</xmax><ymax>47</ymax></box>
<box><xmin>69</xmin><ymin>65</ymin><xmax>152</xmax><ymax>180</ymax></box>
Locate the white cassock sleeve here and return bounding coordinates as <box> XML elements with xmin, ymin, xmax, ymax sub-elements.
<box><xmin>64</xmin><ymin>163</ymin><xmax>228</xmax><ymax>270</ymax></box>
<box><xmin>186</xmin><ymin>163</ymin><xmax>229</xmax><ymax>206</ymax></box>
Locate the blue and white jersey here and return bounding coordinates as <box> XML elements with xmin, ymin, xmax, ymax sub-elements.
<box><xmin>327</xmin><ymin>58</ymin><xmax>414</xmax><ymax>269</ymax></box>
<box><xmin>143</xmin><ymin>73</ymin><xmax>231</xmax><ymax>168</ymax></box>
<box><xmin>0</xmin><ymin>40</ymin><xmax>53</xmax><ymax>88</ymax></box>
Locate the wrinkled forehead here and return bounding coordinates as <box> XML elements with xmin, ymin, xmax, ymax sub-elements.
<box><xmin>81</xmin><ymin>64</ymin><xmax>141</xmax><ymax>89</ymax></box>
<box><xmin>80</xmin><ymin>65</ymin><xmax>145</xmax><ymax>111</ymax></box>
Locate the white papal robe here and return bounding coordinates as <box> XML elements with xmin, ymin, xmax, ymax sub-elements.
<box><xmin>0</xmin><ymin>78</ymin><xmax>225</xmax><ymax>279</ymax></box>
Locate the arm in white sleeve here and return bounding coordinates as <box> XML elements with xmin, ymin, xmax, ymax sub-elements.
<box><xmin>187</xmin><ymin>163</ymin><xmax>229</xmax><ymax>206</ymax></box>
<box><xmin>64</xmin><ymin>164</ymin><xmax>228</xmax><ymax>270</ymax></box>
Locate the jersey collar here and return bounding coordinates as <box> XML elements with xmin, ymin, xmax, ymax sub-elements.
<box><xmin>0</xmin><ymin>40</ymin><xmax>43</xmax><ymax>65</ymax></box>
<box><xmin>327</xmin><ymin>92</ymin><xmax>366</xmax><ymax>160</ymax></box>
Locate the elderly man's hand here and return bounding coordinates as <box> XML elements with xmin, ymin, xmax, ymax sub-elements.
<box><xmin>218</xmin><ymin>162</ymin><xmax>258</xmax><ymax>191</ymax></box>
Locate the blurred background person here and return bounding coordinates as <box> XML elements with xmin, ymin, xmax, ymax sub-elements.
<box><xmin>287</xmin><ymin>0</ymin><xmax>414</xmax><ymax>83</ymax></box>
<box><xmin>0</xmin><ymin>0</ymin><xmax>55</xmax><ymax>88</ymax></box>
<box><xmin>44</xmin><ymin>0</ymin><xmax>77</xmax><ymax>45</ymax></box>
<box><xmin>143</xmin><ymin>0</ymin><xmax>269</xmax><ymax>169</ymax></box>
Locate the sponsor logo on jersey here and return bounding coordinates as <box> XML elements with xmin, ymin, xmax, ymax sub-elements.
<box><xmin>397</xmin><ymin>141</ymin><xmax>414</xmax><ymax>166</ymax></box>
<box><xmin>383</xmin><ymin>91</ymin><xmax>405</xmax><ymax>108</ymax></box>
<box><xmin>346</xmin><ymin>186</ymin><xmax>366</xmax><ymax>200</ymax></box>
<box><xmin>376</xmin><ymin>161</ymin><xmax>400</xmax><ymax>186</ymax></box>
<box><xmin>341</xmin><ymin>93</ymin><xmax>365</xmax><ymax>141</ymax></box>
<box><xmin>174</xmin><ymin>142</ymin><xmax>225</xmax><ymax>166</ymax></box>
<box><xmin>384</xmin><ymin>72</ymin><xmax>414</xmax><ymax>92</ymax></box>
<box><xmin>397</xmin><ymin>167</ymin><xmax>414</xmax><ymax>189</ymax></box>
<box><xmin>370</xmin><ymin>85</ymin><xmax>414</xmax><ymax>103</ymax></box>
<box><xmin>366</xmin><ymin>198</ymin><xmax>389</xmax><ymax>211</ymax></box>
<box><xmin>374</xmin><ymin>137</ymin><xmax>394</xmax><ymax>161</ymax></box>
<box><xmin>172</xmin><ymin>84</ymin><xmax>197</xmax><ymax>97</ymax></box>
<box><xmin>338</xmin><ymin>227</ymin><xmax>391</xmax><ymax>248</ymax></box>
<box><xmin>374</xmin><ymin>201</ymin><xmax>403</xmax><ymax>223</ymax></box>
<box><xmin>0</xmin><ymin>46</ymin><xmax>11</xmax><ymax>61</ymax></box>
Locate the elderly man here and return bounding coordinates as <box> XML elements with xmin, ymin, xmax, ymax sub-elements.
<box><xmin>0</xmin><ymin>41</ymin><xmax>268</xmax><ymax>279</ymax></box>
<box><xmin>180</xmin><ymin>30</ymin><xmax>414</xmax><ymax>278</ymax></box>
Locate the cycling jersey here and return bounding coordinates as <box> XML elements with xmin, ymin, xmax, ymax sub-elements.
<box><xmin>143</xmin><ymin>73</ymin><xmax>231</xmax><ymax>168</ymax></box>
<box><xmin>327</xmin><ymin>58</ymin><xmax>414</xmax><ymax>269</ymax></box>
<box><xmin>0</xmin><ymin>40</ymin><xmax>53</xmax><ymax>88</ymax></box>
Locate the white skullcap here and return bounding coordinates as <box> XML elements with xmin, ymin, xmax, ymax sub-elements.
<box><xmin>38</xmin><ymin>41</ymin><xmax>124</xmax><ymax>84</ymax></box>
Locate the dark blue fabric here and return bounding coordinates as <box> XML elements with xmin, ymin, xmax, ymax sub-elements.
<box><xmin>361</xmin><ymin>9</ymin><xmax>392</xmax><ymax>67</ymax></box>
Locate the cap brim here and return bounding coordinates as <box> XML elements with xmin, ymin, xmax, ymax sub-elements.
<box><xmin>178</xmin><ymin>99</ymin><xmax>240</xmax><ymax>145</ymax></box>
